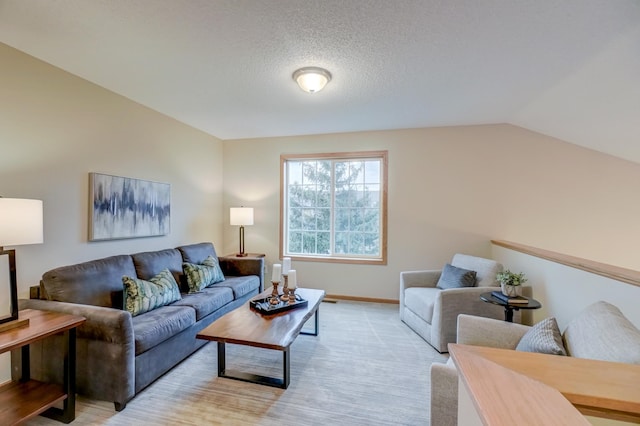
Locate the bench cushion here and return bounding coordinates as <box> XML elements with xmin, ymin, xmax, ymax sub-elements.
<box><xmin>210</xmin><ymin>275</ymin><xmax>260</xmax><ymax>299</ymax></box>
<box><xmin>171</xmin><ymin>286</ymin><xmax>234</xmax><ymax>321</ymax></box>
<box><xmin>403</xmin><ymin>287</ymin><xmax>438</xmax><ymax>324</ymax></box>
<box><xmin>132</xmin><ymin>305</ymin><xmax>195</xmax><ymax>355</ymax></box>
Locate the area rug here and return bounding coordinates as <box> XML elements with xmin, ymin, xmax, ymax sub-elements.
<box><xmin>25</xmin><ymin>300</ymin><xmax>448</xmax><ymax>426</ymax></box>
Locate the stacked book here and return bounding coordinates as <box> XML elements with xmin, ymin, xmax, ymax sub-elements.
<box><xmin>491</xmin><ymin>290</ymin><xmax>529</xmax><ymax>304</ymax></box>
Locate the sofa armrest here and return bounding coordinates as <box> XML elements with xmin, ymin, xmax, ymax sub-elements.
<box><xmin>400</xmin><ymin>270</ymin><xmax>441</xmax><ymax>290</ymax></box>
<box><xmin>429</xmin><ymin>287</ymin><xmax>506</xmax><ymax>352</ymax></box>
<box><xmin>19</xmin><ymin>298</ymin><xmax>133</xmax><ymax>344</ymax></box>
<box><xmin>457</xmin><ymin>313</ymin><xmax>530</xmax><ymax>349</ymax></box>
<box><xmin>17</xmin><ymin>298</ymin><xmax>135</xmax><ymax>408</ymax></box>
<box><xmin>219</xmin><ymin>256</ymin><xmax>265</xmax><ymax>290</ymax></box>
<box><xmin>430</xmin><ymin>359</ymin><xmax>458</xmax><ymax>426</ymax></box>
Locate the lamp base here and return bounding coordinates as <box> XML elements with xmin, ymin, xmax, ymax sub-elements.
<box><xmin>0</xmin><ymin>317</ymin><xmax>29</xmax><ymax>333</ymax></box>
<box><xmin>235</xmin><ymin>253</ymin><xmax>248</xmax><ymax>257</ymax></box>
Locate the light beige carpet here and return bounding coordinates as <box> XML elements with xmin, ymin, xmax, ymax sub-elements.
<box><xmin>25</xmin><ymin>300</ymin><xmax>448</xmax><ymax>426</ymax></box>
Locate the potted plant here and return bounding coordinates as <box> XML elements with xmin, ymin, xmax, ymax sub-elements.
<box><xmin>496</xmin><ymin>269</ymin><xmax>527</xmax><ymax>297</ymax></box>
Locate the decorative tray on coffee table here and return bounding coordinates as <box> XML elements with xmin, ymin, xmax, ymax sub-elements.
<box><xmin>250</xmin><ymin>294</ymin><xmax>308</xmax><ymax>315</ymax></box>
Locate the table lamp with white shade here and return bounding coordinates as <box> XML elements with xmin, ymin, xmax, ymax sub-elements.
<box><xmin>0</xmin><ymin>198</ymin><xmax>43</xmax><ymax>330</ymax></box>
<box><xmin>230</xmin><ymin>207</ymin><xmax>253</xmax><ymax>257</ymax></box>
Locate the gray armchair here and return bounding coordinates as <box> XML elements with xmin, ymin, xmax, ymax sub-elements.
<box><xmin>399</xmin><ymin>254</ymin><xmax>514</xmax><ymax>353</ymax></box>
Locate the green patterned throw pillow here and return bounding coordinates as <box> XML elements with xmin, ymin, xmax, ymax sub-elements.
<box><xmin>122</xmin><ymin>269</ymin><xmax>182</xmax><ymax>316</ymax></box>
<box><xmin>183</xmin><ymin>255</ymin><xmax>225</xmax><ymax>294</ymax></box>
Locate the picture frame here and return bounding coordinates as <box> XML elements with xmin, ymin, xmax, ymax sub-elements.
<box><xmin>89</xmin><ymin>173</ymin><xmax>170</xmax><ymax>241</ymax></box>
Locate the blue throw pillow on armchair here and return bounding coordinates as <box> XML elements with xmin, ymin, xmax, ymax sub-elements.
<box><xmin>436</xmin><ymin>263</ymin><xmax>477</xmax><ymax>290</ymax></box>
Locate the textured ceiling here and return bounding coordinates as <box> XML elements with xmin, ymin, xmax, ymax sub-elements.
<box><xmin>0</xmin><ymin>0</ymin><xmax>639</xmax><ymax>163</ymax></box>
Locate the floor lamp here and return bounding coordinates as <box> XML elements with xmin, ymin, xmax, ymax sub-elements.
<box><xmin>230</xmin><ymin>207</ymin><xmax>253</xmax><ymax>257</ymax></box>
<box><xmin>0</xmin><ymin>198</ymin><xmax>43</xmax><ymax>331</ymax></box>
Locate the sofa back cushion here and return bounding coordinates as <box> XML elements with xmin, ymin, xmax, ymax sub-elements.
<box><xmin>41</xmin><ymin>254</ymin><xmax>136</xmax><ymax>308</ymax></box>
<box><xmin>132</xmin><ymin>248</ymin><xmax>183</xmax><ymax>285</ymax></box>
<box><xmin>563</xmin><ymin>301</ymin><xmax>640</xmax><ymax>364</ymax></box>
<box><xmin>451</xmin><ymin>254</ymin><xmax>503</xmax><ymax>287</ymax></box>
<box><xmin>177</xmin><ymin>242</ymin><xmax>218</xmax><ymax>264</ymax></box>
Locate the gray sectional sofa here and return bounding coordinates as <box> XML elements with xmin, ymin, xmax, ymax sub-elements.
<box><xmin>14</xmin><ymin>242</ymin><xmax>263</xmax><ymax>411</ymax></box>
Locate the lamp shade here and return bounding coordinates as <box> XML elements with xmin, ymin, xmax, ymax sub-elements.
<box><xmin>0</xmin><ymin>198</ymin><xmax>44</xmax><ymax>247</ymax></box>
<box><xmin>230</xmin><ymin>207</ymin><xmax>254</xmax><ymax>226</ymax></box>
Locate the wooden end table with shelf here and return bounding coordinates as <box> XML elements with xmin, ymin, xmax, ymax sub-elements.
<box><xmin>0</xmin><ymin>309</ymin><xmax>85</xmax><ymax>425</ymax></box>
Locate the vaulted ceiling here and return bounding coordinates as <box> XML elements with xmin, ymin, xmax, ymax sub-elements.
<box><xmin>1</xmin><ymin>1</ymin><xmax>639</xmax><ymax>163</ymax></box>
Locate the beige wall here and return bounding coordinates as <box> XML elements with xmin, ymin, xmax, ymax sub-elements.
<box><xmin>0</xmin><ymin>44</ymin><xmax>224</xmax><ymax>379</ymax></box>
<box><xmin>492</xmin><ymin>245</ymin><xmax>640</xmax><ymax>329</ymax></box>
<box><xmin>223</xmin><ymin>125</ymin><xmax>640</xmax><ymax>300</ymax></box>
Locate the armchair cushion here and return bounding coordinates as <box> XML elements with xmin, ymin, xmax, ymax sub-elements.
<box><xmin>404</xmin><ymin>287</ymin><xmax>439</xmax><ymax>322</ymax></box>
<box><xmin>436</xmin><ymin>263</ymin><xmax>477</xmax><ymax>290</ymax></box>
<box><xmin>516</xmin><ymin>317</ymin><xmax>566</xmax><ymax>356</ymax></box>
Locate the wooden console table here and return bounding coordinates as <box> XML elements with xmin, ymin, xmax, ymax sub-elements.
<box><xmin>0</xmin><ymin>309</ymin><xmax>85</xmax><ymax>425</ymax></box>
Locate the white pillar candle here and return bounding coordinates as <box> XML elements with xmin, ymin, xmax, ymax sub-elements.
<box><xmin>271</xmin><ymin>264</ymin><xmax>281</xmax><ymax>282</ymax></box>
<box><xmin>288</xmin><ymin>269</ymin><xmax>297</xmax><ymax>289</ymax></box>
<box><xmin>282</xmin><ymin>257</ymin><xmax>291</xmax><ymax>275</ymax></box>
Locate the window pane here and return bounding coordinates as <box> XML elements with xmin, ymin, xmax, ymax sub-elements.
<box><xmin>364</xmin><ymin>233</ymin><xmax>379</xmax><ymax>255</ymax></box>
<box><xmin>317</xmin><ymin>208</ymin><xmax>330</xmax><ymax>230</ymax></box>
<box><xmin>364</xmin><ymin>161</ymin><xmax>380</xmax><ymax>184</ymax></box>
<box><xmin>335</xmin><ymin>231</ymin><xmax>348</xmax><ymax>254</ymax></box>
<box><xmin>289</xmin><ymin>231</ymin><xmax>302</xmax><ymax>253</ymax></box>
<box><xmin>302</xmin><ymin>208</ymin><xmax>316</xmax><ymax>230</ymax></box>
<box><xmin>289</xmin><ymin>207</ymin><xmax>303</xmax><ymax>230</ymax></box>
<box><xmin>335</xmin><ymin>208</ymin><xmax>349</xmax><ymax>231</ymax></box>
<box><xmin>288</xmin><ymin>162</ymin><xmax>303</xmax><ymax>185</ymax></box>
<box><xmin>317</xmin><ymin>232</ymin><xmax>330</xmax><ymax>254</ymax></box>
<box><xmin>302</xmin><ymin>232</ymin><xmax>317</xmax><ymax>254</ymax></box>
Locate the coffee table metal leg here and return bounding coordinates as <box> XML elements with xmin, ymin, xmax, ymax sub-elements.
<box><xmin>218</xmin><ymin>341</ymin><xmax>226</xmax><ymax>376</ymax></box>
<box><xmin>217</xmin><ymin>341</ymin><xmax>290</xmax><ymax>389</ymax></box>
<box><xmin>300</xmin><ymin>308</ymin><xmax>319</xmax><ymax>336</ymax></box>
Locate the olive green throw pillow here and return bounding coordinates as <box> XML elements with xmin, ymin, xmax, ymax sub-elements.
<box><xmin>183</xmin><ymin>255</ymin><xmax>225</xmax><ymax>294</ymax></box>
<box><xmin>122</xmin><ymin>269</ymin><xmax>182</xmax><ymax>316</ymax></box>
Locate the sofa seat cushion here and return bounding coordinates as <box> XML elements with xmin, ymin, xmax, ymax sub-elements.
<box><xmin>209</xmin><ymin>275</ymin><xmax>260</xmax><ymax>299</ymax></box>
<box><xmin>171</xmin><ymin>286</ymin><xmax>234</xmax><ymax>321</ymax></box>
<box><xmin>403</xmin><ymin>287</ymin><xmax>438</xmax><ymax>324</ymax></box>
<box><xmin>132</xmin><ymin>305</ymin><xmax>196</xmax><ymax>355</ymax></box>
<box><xmin>563</xmin><ymin>301</ymin><xmax>640</xmax><ymax>364</ymax></box>
<box><xmin>41</xmin><ymin>254</ymin><xmax>136</xmax><ymax>308</ymax></box>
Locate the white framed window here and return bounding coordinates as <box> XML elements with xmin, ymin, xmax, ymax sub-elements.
<box><xmin>280</xmin><ymin>151</ymin><xmax>387</xmax><ymax>265</ymax></box>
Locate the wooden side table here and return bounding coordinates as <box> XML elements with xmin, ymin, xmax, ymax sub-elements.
<box><xmin>480</xmin><ymin>292</ymin><xmax>542</xmax><ymax>322</ymax></box>
<box><xmin>1</xmin><ymin>309</ymin><xmax>85</xmax><ymax>424</ymax></box>
<box><xmin>223</xmin><ymin>253</ymin><xmax>265</xmax><ymax>259</ymax></box>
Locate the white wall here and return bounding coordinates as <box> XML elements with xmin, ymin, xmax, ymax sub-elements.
<box><xmin>492</xmin><ymin>245</ymin><xmax>640</xmax><ymax>330</ymax></box>
<box><xmin>222</xmin><ymin>125</ymin><xmax>640</xmax><ymax>300</ymax></box>
<box><xmin>0</xmin><ymin>43</ymin><xmax>224</xmax><ymax>380</ymax></box>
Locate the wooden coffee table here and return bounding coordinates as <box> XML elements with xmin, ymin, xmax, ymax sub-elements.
<box><xmin>196</xmin><ymin>287</ymin><xmax>325</xmax><ymax>389</ymax></box>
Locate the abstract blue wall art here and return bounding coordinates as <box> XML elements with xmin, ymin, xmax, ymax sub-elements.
<box><xmin>89</xmin><ymin>173</ymin><xmax>170</xmax><ymax>241</ymax></box>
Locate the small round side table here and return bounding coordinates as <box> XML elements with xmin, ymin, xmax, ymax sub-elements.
<box><xmin>480</xmin><ymin>292</ymin><xmax>542</xmax><ymax>322</ymax></box>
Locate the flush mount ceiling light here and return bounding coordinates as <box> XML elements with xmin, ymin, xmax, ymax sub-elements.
<box><xmin>292</xmin><ymin>67</ymin><xmax>332</xmax><ymax>93</ymax></box>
